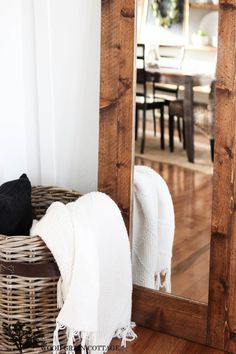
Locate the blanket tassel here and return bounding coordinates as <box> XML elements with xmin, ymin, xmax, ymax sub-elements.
<box><xmin>66</xmin><ymin>328</ymin><xmax>76</xmax><ymax>354</ymax></box>
<box><xmin>53</xmin><ymin>323</ymin><xmax>65</xmax><ymax>354</ymax></box>
<box><xmin>81</xmin><ymin>332</ymin><xmax>89</xmax><ymax>354</ymax></box>
<box><xmin>155</xmin><ymin>268</ymin><xmax>171</xmax><ymax>293</ymax></box>
<box><xmin>115</xmin><ymin>322</ymin><xmax>137</xmax><ymax>348</ymax></box>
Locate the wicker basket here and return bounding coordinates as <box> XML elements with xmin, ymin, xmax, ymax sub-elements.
<box><xmin>0</xmin><ymin>186</ymin><xmax>81</xmax><ymax>353</ymax></box>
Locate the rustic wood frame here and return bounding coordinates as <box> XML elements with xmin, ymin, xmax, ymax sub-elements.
<box><xmin>99</xmin><ymin>0</ymin><xmax>135</xmax><ymax>231</ymax></box>
<box><xmin>99</xmin><ymin>0</ymin><xmax>236</xmax><ymax>352</ymax></box>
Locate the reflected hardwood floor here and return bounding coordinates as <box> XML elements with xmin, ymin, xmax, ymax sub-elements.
<box><xmin>108</xmin><ymin>326</ymin><xmax>223</xmax><ymax>353</ymax></box>
<box><xmin>76</xmin><ymin>326</ymin><xmax>223</xmax><ymax>354</ymax></box>
<box><xmin>135</xmin><ymin>157</ymin><xmax>212</xmax><ymax>302</ymax></box>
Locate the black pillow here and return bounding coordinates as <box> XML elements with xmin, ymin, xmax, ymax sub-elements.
<box><xmin>0</xmin><ymin>174</ymin><xmax>33</xmax><ymax>236</ymax></box>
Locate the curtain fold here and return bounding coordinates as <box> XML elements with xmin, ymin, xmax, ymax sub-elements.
<box><xmin>137</xmin><ymin>0</ymin><xmax>149</xmax><ymax>43</ymax></box>
<box><xmin>0</xmin><ymin>0</ymin><xmax>100</xmax><ymax>194</ymax></box>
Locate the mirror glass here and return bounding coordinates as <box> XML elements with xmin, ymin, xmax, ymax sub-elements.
<box><xmin>133</xmin><ymin>0</ymin><xmax>217</xmax><ymax>303</ymax></box>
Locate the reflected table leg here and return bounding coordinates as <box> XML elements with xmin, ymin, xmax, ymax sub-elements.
<box><xmin>184</xmin><ymin>76</ymin><xmax>194</xmax><ymax>163</ymax></box>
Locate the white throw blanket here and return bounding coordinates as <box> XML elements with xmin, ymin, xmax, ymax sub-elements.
<box><xmin>30</xmin><ymin>192</ymin><xmax>136</xmax><ymax>354</ymax></box>
<box><xmin>132</xmin><ymin>166</ymin><xmax>175</xmax><ymax>292</ymax></box>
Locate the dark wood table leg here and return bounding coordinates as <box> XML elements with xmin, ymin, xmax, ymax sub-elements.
<box><xmin>141</xmin><ymin>108</ymin><xmax>146</xmax><ymax>154</ymax></box>
<box><xmin>184</xmin><ymin>76</ymin><xmax>194</xmax><ymax>163</ymax></box>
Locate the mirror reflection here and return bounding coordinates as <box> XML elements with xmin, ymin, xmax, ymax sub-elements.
<box><xmin>132</xmin><ymin>0</ymin><xmax>217</xmax><ymax>303</ymax></box>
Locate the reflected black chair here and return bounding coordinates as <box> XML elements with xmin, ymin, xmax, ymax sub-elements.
<box><xmin>168</xmin><ymin>81</ymin><xmax>216</xmax><ymax>162</ymax></box>
<box><xmin>136</xmin><ymin>43</ymin><xmax>160</xmax><ymax>139</ymax></box>
<box><xmin>153</xmin><ymin>45</ymin><xmax>185</xmax><ymax>143</ymax></box>
<box><xmin>136</xmin><ymin>68</ymin><xmax>165</xmax><ymax>154</ymax></box>
<box><xmin>137</xmin><ymin>43</ymin><xmax>145</xmax><ymax>69</ymax></box>
<box><xmin>153</xmin><ymin>45</ymin><xmax>185</xmax><ymax>103</ymax></box>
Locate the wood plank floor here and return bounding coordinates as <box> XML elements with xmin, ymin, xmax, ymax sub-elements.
<box><xmin>108</xmin><ymin>326</ymin><xmax>224</xmax><ymax>353</ymax></box>
<box><xmin>135</xmin><ymin>157</ymin><xmax>212</xmax><ymax>302</ymax></box>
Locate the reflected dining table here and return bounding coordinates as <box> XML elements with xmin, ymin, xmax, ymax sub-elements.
<box><xmin>146</xmin><ymin>67</ymin><xmax>213</xmax><ymax>163</ymax></box>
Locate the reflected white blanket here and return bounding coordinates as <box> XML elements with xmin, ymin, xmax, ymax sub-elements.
<box><xmin>132</xmin><ymin>166</ymin><xmax>175</xmax><ymax>292</ymax></box>
<box><xmin>31</xmin><ymin>192</ymin><xmax>136</xmax><ymax>354</ymax></box>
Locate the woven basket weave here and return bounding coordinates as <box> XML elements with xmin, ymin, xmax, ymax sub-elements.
<box><xmin>0</xmin><ymin>186</ymin><xmax>81</xmax><ymax>353</ymax></box>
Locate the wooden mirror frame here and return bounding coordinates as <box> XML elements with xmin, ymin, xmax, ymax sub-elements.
<box><xmin>99</xmin><ymin>1</ymin><xmax>236</xmax><ymax>352</ymax></box>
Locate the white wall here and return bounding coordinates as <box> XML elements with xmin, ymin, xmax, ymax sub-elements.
<box><xmin>141</xmin><ymin>0</ymin><xmax>217</xmax><ymax>78</ymax></box>
<box><xmin>0</xmin><ymin>0</ymin><xmax>101</xmax><ymax>194</ymax></box>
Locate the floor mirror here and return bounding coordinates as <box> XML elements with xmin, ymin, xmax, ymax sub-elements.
<box><xmin>99</xmin><ymin>0</ymin><xmax>236</xmax><ymax>353</ymax></box>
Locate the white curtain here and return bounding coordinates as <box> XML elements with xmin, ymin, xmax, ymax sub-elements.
<box><xmin>137</xmin><ymin>0</ymin><xmax>149</xmax><ymax>43</ymax></box>
<box><xmin>0</xmin><ymin>0</ymin><xmax>101</xmax><ymax>194</ymax></box>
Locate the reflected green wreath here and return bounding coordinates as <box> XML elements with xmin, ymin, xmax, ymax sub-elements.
<box><xmin>151</xmin><ymin>0</ymin><xmax>182</xmax><ymax>28</ymax></box>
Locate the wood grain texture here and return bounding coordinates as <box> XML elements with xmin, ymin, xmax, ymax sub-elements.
<box><xmin>207</xmin><ymin>1</ymin><xmax>236</xmax><ymax>352</ymax></box>
<box><xmin>100</xmin><ymin>98</ymin><xmax>115</xmax><ymax>111</ymax></box>
<box><xmin>98</xmin><ymin>1</ymin><xmax>236</xmax><ymax>353</ymax></box>
<box><xmin>189</xmin><ymin>2</ymin><xmax>218</xmax><ymax>10</ymax></box>
<box><xmin>107</xmin><ymin>326</ymin><xmax>224</xmax><ymax>354</ymax></box>
<box><xmin>99</xmin><ymin>0</ymin><xmax>135</xmax><ymax>229</ymax></box>
<box><xmin>132</xmin><ymin>285</ymin><xmax>208</xmax><ymax>345</ymax></box>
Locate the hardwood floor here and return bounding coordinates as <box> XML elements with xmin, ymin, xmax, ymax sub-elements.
<box><xmin>108</xmin><ymin>326</ymin><xmax>223</xmax><ymax>353</ymax></box>
<box><xmin>135</xmin><ymin>157</ymin><xmax>212</xmax><ymax>302</ymax></box>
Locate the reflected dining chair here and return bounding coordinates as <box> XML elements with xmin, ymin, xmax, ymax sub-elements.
<box><xmin>137</xmin><ymin>43</ymin><xmax>145</xmax><ymax>69</ymax></box>
<box><xmin>153</xmin><ymin>45</ymin><xmax>185</xmax><ymax>102</ymax></box>
<box><xmin>168</xmin><ymin>80</ymin><xmax>216</xmax><ymax>161</ymax></box>
<box><xmin>136</xmin><ymin>68</ymin><xmax>165</xmax><ymax>154</ymax></box>
<box><xmin>153</xmin><ymin>45</ymin><xmax>185</xmax><ymax>143</ymax></box>
<box><xmin>137</xmin><ymin>43</ymin><xmax>159</xmax><ymax>137</ymax></box>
